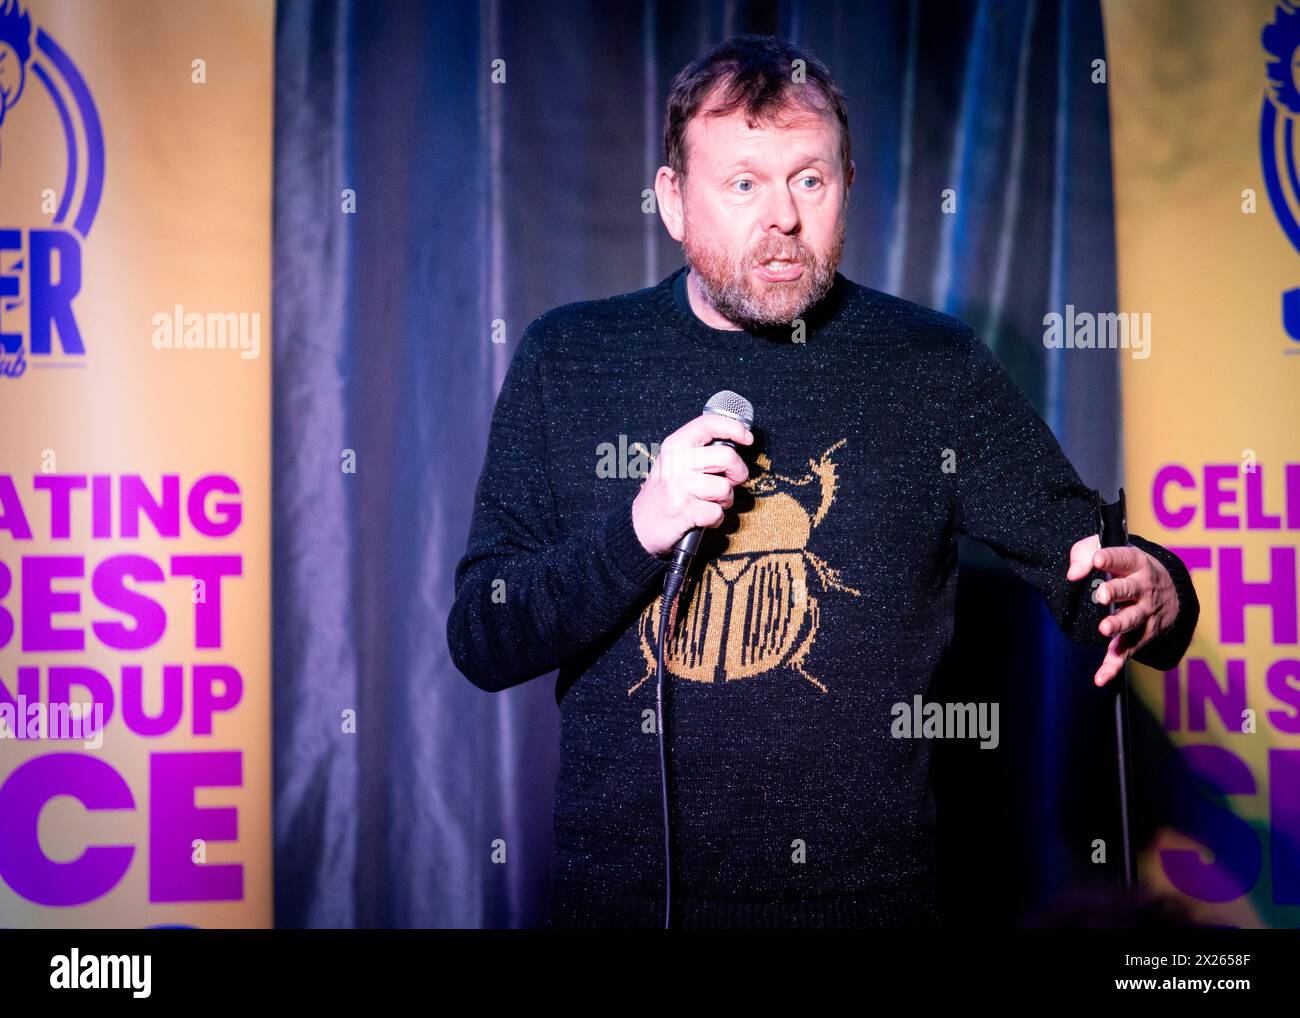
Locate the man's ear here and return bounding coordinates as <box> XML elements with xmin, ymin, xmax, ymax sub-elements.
<box><xmin>655</xmin><ymin>166</ymin><xmax>685</xmax><ymax>242</ymax></box>
<box><xmin>846</xmin><ymin>158</ymin><xmax>855</xmax><ymax>191</ymax></box>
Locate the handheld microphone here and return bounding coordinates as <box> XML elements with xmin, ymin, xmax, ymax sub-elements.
<box><xmin>655</xmin><ymin>389</ymin><xmax>754</xmax><ymax>931</ymax></box>
<box><xmin>661</xmin><ymin>390</ymin><xmax>756</xmax><ymax>606</ymax></box>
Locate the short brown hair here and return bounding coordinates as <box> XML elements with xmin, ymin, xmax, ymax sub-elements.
<box><xmin>663</xmin><ymin>34</ymin><xmax>851</xmax><ymax>184</ymax></box>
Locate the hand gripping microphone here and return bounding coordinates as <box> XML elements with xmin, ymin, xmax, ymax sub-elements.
<box><xmin>660</xmin><ymin>390</ymin><xmax>756</xmax><ymax>607</ymax></box>
<box><xmin>655</xmin><ymin>389</ymin><xmax>754</xmax><ymax>931</ymax></box>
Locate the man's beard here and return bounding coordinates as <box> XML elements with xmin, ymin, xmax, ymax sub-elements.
<box><xmin>680</xmin><ymin>207</ymin><xmax>845</xmax><ymax>332</ymax></box>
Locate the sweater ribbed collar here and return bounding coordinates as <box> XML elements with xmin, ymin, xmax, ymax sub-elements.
<box><xmin>652</xmin><ymin>264</ymin><xmax>850</xmax><ymax>350</ymax></box>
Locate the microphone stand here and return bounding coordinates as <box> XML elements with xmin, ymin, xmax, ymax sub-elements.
<box><xmin>1096</xmin><ymin>487</ymin><xmax>1136</xmax><ymax>889</ymax></box>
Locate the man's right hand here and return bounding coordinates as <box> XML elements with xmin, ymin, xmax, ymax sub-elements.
<box><xmin>631</xmin><ymin>413</ymin><xmax>753</xmax><ymax>558</ymax></box>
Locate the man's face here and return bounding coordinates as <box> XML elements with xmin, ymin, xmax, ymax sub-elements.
<box><xmin>664</xmin><ymin>99</ymin><xmax>851</xmax><ymax>331</ymax></box>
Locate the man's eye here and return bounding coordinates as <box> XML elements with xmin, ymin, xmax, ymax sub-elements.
<box><xmin>799</xmin><ymin>176</ymin><xmax>822</xmax><ymax>189</ymax></box>
<box><xmin>734</xmin><ymin>180</ymin><xmax>754</xmax><ymax>193</ymax></box>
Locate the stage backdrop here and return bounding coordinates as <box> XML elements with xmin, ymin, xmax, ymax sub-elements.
<box><xmin>273</xmin><ymin>0</ymin><xmax>1128</xmax><ymax>928</ymax></box>
<box><xmin>1103</xmin><ymin>0</ymin><xmax>1300</xmax><ymax>928</ymax></box>
<box><xmin>0</xmin><ymin>0</ymin><xmax>273</xmax><ymax>927</ymax></box>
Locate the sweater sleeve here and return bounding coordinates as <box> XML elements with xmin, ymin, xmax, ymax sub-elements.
<box><xmin>445</xmin><ymin>321</ymin><xmax>668</xmax><ymax>692</ymax></box>
<box><xmin>950</xmin><ymin>327</ymin><xmax>1199</xmax><ymax>669</ymax></box>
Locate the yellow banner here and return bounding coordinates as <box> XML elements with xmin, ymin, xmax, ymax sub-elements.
<box><xmin>1105</xmin><ymin>0</ymin><xmax>1300</xmax><ymax>927</ymax></box>
<box><xmin>0</xmin><ymin>0</ymin><xmax>273</xmax><ymax>927</ymax></box>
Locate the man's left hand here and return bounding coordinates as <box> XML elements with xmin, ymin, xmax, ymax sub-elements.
<box><xmin>1066</xmin><ymin>536</ymin><xmax>1179</xmax><ymax>687</ymax></box>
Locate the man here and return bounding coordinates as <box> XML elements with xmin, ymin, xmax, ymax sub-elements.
<box><xmin>446</xmin><ymin>34</ymin><xmax>1199</xmax><ymax>928</ymax></box>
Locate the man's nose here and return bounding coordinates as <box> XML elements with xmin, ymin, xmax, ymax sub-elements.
<box><xmin>760</xmin><ymin>184</ymin><xmax>801</xmax><ymax>235</ymax></box>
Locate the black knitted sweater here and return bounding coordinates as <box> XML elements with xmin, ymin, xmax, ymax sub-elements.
<box><xmin>446</xmin><ymin>265</ymin><xmax>1200</xmax><ymax>928</ymax></box>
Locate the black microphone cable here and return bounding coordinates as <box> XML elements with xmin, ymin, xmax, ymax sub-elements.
<box><xmin>655</xmin><ymin>575</ymin><xmax>676</xmax><ymax>930</ymax></box>
<box><xmin>653</xmin><ymin>390</ymin><xmax>754</xmax><ymax>930</ymax></box>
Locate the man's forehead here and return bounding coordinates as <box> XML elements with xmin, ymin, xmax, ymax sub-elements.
<box><xmin>686</xmin><ymin>105</ymin><xmax>838</xmax><ymax>172</ymax></box>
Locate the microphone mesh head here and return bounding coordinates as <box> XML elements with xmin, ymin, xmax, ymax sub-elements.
<box><xmin>703</xmin><ymin>390</ymin><xmax>755</xmax><ymax>428</ymax></box>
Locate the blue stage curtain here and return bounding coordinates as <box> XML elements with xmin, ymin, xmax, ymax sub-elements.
<box><xmin>272</xmin><ymin>0</ymin><xmax>1121</xmax><ymax>928</ymax></box>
